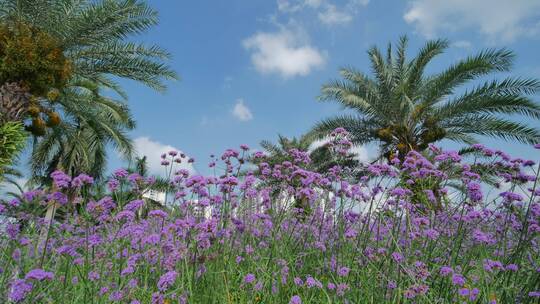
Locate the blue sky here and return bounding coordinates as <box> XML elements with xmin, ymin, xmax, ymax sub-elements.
<box><xmin>111</xmin><ymin>0</ymin><xmax>540</xmax><ymax>176</ymax></box>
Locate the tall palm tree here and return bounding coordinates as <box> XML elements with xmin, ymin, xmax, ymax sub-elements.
<box><xmin>311</xmin><ymin>36</ymin><xmax>540</xmax><ymax>160</ymax></box>
<box><xmin>0</xmin><ymin>0</ymin><xmax>177</xmax><ymax>178</ymax></box>
<box><xmin>0</xmin><ymin>0</ymin><xmax>176</xmax><ymax>92</ymax></box>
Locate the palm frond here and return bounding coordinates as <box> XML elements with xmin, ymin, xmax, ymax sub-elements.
<box><xmin>394</xmin><ymin>35</ymin><xmax>408</xmax><ymax>82</ymax></box>
<box><xmin>445</xmin><ymin>115</ymin><xmax>540</xmax><ymax>144</ymax></box>
<box><xmin>406</xmin><ymin>39</ymin><xmax>449</xmax><ymax>97</ymax></box>
<box><xmin>436</xmin><ymin>77</ymin><xmax>540</xmax><ymax>119</ymax></box>
<box><xmin>259</xmin><ymin>140</ymin><xmax>282</xmax><ymax>156</ymax></box>
<box><xmin>309</xmin><ymin>115</ymin><xmax>378</xmax><ymax>145</ymax></box>
<box><xmin>61</xmin><ymin>0</ymin><xmax>159</xmax><ymax>47</ymax></box>
<box><xmin>0</xmin><ymin>121</ymin><xmax>27</xmax><ymax>177</ymax></box>
<box><xmin>421</xmin><ymin>48</ymin><xmax>515</xmax><ymax>106</ymax></box>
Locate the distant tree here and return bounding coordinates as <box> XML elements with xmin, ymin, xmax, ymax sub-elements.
<box><xmin>251</xmin><ymin>133</ymin><xmax>360</xmax><ymax>217</ymax></box>
<box><xmin>256</xmin><ymin>134</ymin><xmax>359</xmax><ymax>175</ymax></box>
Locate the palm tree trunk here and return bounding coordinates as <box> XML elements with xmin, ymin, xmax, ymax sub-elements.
<box><xmin>0</xmin><ymin>81</ymin><xmax>31</xmax><ymax>123</ymax></box>
<box><xmin>38</xmin><ymin>200</ymin><xmax>59</xmax><ymax>244</ymax></box>
<box><xmin>38</xmin><ymin>189</ymin><xmax>60</xmax><ymax>267</ymax></box>
<box><xmin>38</xmin><ymin>164</ymin><xmax>65</xmax><ymax>257</ymax></box>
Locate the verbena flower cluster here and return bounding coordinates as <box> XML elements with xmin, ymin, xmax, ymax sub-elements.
<box><xmin>1</xmin><ymin>130</ymin><xmax>539</xmax><ymax>303</ymax></box>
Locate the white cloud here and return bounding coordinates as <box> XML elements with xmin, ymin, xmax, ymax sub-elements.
<box><xmin>404</xmin><ymin>0</ymin><xmax>540</xmax><ymax>42</ymax></box>
<box><xmin>243</xmin><ymin>28</ymin><xmax>326</xmax><ymax>77</ymax></box>
<box><xmin>306</xmin><ymin>0</ymin><xmax>324</xmax><ymax>7</ymax></box>
<box><xmin>277</xmin><ymin>0</ymin><xmax>368</xmax><ymax>26</ymax></box>
<box><xmin>318</xmin><ymin>4</ymin><xmax>353</xmax><ymax>25</ymax></box>
<box><xmin>232</xmin><ymin>99</ymin><xmax>253</xmax><ymax>121</ymax></box>
<box><xmin>277</xmin><ymin>0</ymin><xmax>301</xmax><ymax>12</ymax></box>
<box><xmin>133</xmin><ymin>137</ymin><xmax>195</xmax><ymax>176</ymax></box>
<box><xmin>348</xmin><ymin>0</ymin><xmax>369</xmax><ymax>6</ymax></box>
<box><xmin>277</xmin><ymin>0</ymin><xmax>322</xmax><ymax>12</ymax></box>
<box><xmin>350</xmin><ymin>145</ymin><xmax>369</xmax><ymax>163</ymax></box>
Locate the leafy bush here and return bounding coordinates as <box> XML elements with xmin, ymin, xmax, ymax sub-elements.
<box><xmin>1</xmin><ymin>130</ymin><xmax>539</xmax><ymax>303</ymax></box>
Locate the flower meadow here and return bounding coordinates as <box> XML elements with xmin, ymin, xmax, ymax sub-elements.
<box><xmin>1</xmin><ymin>130</ymin><xmax>540</xmax><ymax>303</ymax></box>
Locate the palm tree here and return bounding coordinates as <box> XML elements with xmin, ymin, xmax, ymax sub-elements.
<box><xmin>257</xmin><ymin>134</ymin><xmax>359</xmax><ymax>174</ymax></box>
<box><xmin>30</xmin><ymin>81</ymin><xmax>135</xmax><ymax>182</ymax></box>
<box><xmin>0</xmin><ymin>0</ymin><xmax>177</xmax><ymax>177</ymax></box>
<box><xmin>311</xmin><ymin>36</ymin><xmax>540</xmax><ymax>160</ymax></box>
<box><xmin>258</xmin><ymin>135</ymin><xmax>311</xmax><ymax>167</ymax></box>
<box><xmin>128</xmin><ymin>155</ymin><xmax>173</xmax><ymax>211</ymax></box>
<box><xmin>129</xmin><ymin>155</ymin><xmax>172</xmax><ymax>194</ymax></box>
<box><xmin>0</xmin><ymin>0</ymin><xmax>176</xmax><ymax>92</ymax></box>
<box><xmin>252</xmin><ymin>134</ymin><xmax>360</xmax><ymax>217</ymax></box>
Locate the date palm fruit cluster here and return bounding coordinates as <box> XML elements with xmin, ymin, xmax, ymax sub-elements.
<box><xmin>0</xmin><ymin>21</ymin><xmax>71</xmax><ymax>136</ymax></box>
<box><xmin>375</xmin><ymin>118</ymin><xmax>446</xmax><ymax>160</ymax></box>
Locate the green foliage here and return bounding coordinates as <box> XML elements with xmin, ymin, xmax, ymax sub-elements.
<box><xmin>30</xmin><ymin>81</ymin><xmax>135</xmax><ymax>182</ymax></box>
<box><xmin>0</xmin><ymin>0</ymin><xmax>178</xmax><ymax>93</ymax></box>
<box><xmin>0</xmin><ymin>120</ymin><xmax>26</xmax><ymax>179</ymax></box>
<box><xmin>312</xmin><ymin>35</ymin><xmax>540</xmax><ymax>159</ymax></box>
<box><xmin>256</xmin><ymin>134</ymin><xmax>359</xmax><ymax>175</ymax></box>
<box><xmin>0</xmin><ymin>0</ymin><xmax>178</xmax><ymax>181</ymax></box>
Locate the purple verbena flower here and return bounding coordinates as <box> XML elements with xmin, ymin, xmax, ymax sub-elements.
<box><xmin>25</xmin><ymin>269</ymin><xmax>54</xmax><ymax>281</ymax></box>
<box><xmin>289</xmin><ymin>295</ymin><xmax>302</xmax><ymax>304</ymax></box>
<box><xmin>157</xmin><ymin>271</ymin><xmax>177</xmax><ymax>291</ymax></box>
<box><xmin>9</xmin><ymin>279</ymin><xmax>32</xmax><ymax>302</ymax></box>
<box><xmin>244</xmin><ymin>273</ymin><xmax>256</xmax><ymax>284</ymax></box>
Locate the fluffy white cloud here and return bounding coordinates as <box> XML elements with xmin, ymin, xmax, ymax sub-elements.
<box><xmin>318</xmin><ymin>4</ymin><xmax>353</xmax><ymax>25</ymax></box>
<box><xmin>232</xmin><ymin>99</ymin><xmax>253</xmax><ymax>121</ymax></box>
<box><xmin>404</xmin><ymin>0</ymin><xmax>540</xmax><ymax>42</ymax></box>
<box><xmin>133</xmin><ymin>137</ymin><xmax>195</xmax><ymax>176</ymax></box>
<box><xmin>243</xmin><ymin>28</ymin><xmax>326</xmax><ymax>77</ymax></box>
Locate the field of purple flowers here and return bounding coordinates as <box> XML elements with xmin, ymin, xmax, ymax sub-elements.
<box><xmin>1</xmin><ymin>130</ymin><xmax>540</xmax><ymax>303</ymax></box>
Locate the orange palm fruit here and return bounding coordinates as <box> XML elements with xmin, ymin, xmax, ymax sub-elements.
<box><xmin>46</xmin><ymin>111</ymin><xmax>61</xmax><ymax>127</ymax></box>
